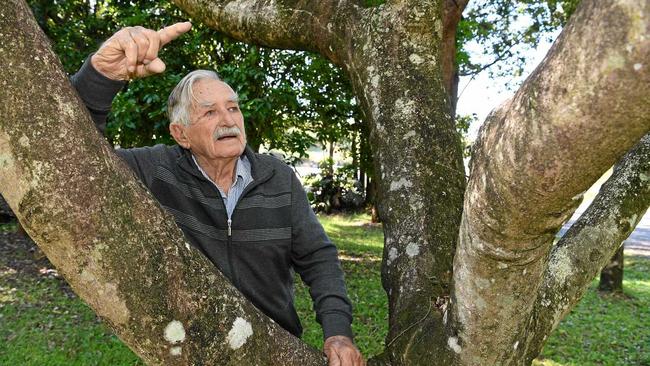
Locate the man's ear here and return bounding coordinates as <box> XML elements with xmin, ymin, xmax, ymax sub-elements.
<box><xmin>170</xmin><ymin>123</ymin><xmax>190</xmax><ymax>149</ymax></box>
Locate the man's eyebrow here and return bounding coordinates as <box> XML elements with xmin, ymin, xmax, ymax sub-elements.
<box><xmin>198</xmin><ymin>101</ymin><xmax>216</xmax><ymax>109</ymax></box>
<box><xmin>197</xmin><ymin>94</ymin><xmax>239</xmax><ymax>109</ymax></box>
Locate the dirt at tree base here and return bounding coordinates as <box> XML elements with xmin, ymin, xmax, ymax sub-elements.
<box><xmin>0</xmin><ymin>229</ymin><xmax>75</xmax><ymax>299</ymax></box>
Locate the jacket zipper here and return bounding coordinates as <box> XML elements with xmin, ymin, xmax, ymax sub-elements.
<box><xmin>221</xmin><ymin>167</ymin><xmax>274</xmax><ymax>291</ymax></box>
<box><xmin>226</xmin><ymin>216</ymin><xmax>239</xmax><ymax>288</ymax></box>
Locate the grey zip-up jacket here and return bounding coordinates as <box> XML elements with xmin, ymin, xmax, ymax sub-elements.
<box><xmin>71</xmin><ymin>59</ymin><xmax>353</xmax><ymax>340</ymax></box>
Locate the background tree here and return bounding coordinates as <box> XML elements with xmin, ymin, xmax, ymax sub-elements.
<box><xmin>1</xmin><ymin>1</ymin><xmax>649</xmax><ymax>366</ymax></box>
<box><xmin>598</xmin><ymin>244</ymin><xmax>625</xmax><ymax>293</ymax></box>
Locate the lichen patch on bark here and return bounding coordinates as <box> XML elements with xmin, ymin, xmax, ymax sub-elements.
<box><xmin>405</xmin><ymin>242</ymin><xmax>420</xmax><ymax>257</ymax></box>
<box><xmin>389</xmin><ymin>178</ymin><xmax>413</xmax><ymax>191</ymax></box>
<box><xmin>447</xmin><ymin>337</ymin><xmax>461</xmax><ymax>353</ymax></box>
<box><xmin>226</xmin><ymin>317</ymin><xmax>253</xmax><ymax>350</ymax></box>
<box><xmin>164</xmin><ymin>320</ymin><xmax>186</xmax><ymax>344</ymax></box>
<box><xmin>78</xmin><ymin>267</ymin><xmax>130</xmax><ymax>325</ymax></box>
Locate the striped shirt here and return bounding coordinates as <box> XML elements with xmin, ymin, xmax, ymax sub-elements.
<box><xmin>192</xmin><ymin>154</ymin><xmax>253</xmax><ymax>219</ymax></box>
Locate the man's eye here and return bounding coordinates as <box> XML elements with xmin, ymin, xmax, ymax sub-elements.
<box><xmin>228</xmin><ymin>106</ymin><xmax>239</xmax><ymax>112</ymax></box>
<box><xmin>204</xmin><ymin>110</ymin><xmax>215</xmax><ymax>117</ymax></box>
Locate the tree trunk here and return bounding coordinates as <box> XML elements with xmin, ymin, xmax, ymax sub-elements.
<box><xmin>0</xmin><ymin>1</ymin><xmax>326</xmax><ymax>365</ymax></box>
<box><xmin>598</xmin><ymin>244</ymin><xmax>624</xmax><ymax>292</ymax></box>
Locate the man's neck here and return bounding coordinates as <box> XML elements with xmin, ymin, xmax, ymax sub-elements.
<box><xmin>194</xmin><ymin>154</ymin><xmax>239</xmax><ymax>194</ymax></box>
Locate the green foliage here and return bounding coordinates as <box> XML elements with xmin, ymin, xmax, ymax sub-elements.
<box><xmin>27</xmin><ymin>0</ymin><xmax>113</xmax><ymax>74</ymax></box>
<box><xmin>455</xmin><ymin>113</ymin><xmax>477</xmax><ymax>157</ymax></box>
<box><xmin>363</xmin><ymin>0</ymin><xmax>386</xmax><ymax>7</ymax></box>
<box><xmin>304</xmin><ymin>159</ymin><xmax>365</xmax><ymax>213</ymax></box>
<box><xmin>28</xmin><ymin>0</ymin><xmax>363</xmax><ymax>165</ymax></box>
<box><xmin>0</xmin><ymin>275</ymin><xmax>143</xmax><ymax>365</ymax></box>
<box><xmin>457</xmin><ymin>0</ymin><xmax>581</xmax><ymax>83</ymax></box>
<box><xmin>0</xmin><ymin>223</ymin><xmax>16</xmax><ymax>233</ymax></box>
<box><xmin>296</xmin><ymin>214</ymin><xmax>385</xmax><ymax>356</ymax></box>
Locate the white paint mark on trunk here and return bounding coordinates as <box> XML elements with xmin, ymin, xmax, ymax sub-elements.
<box><xmin>513</xmin><ymin>341</ymin><xmax>519</xmax><ymax>350</ymax></box>
<box><xmin>164</xmin><ymin>320</ymin><xmax>186</xmax><ymax>344</ymax></box>
<box><xmin>170</xmin><ymin>346</ymin><xmax>182</xmax><ymax>356</ymax></box>
<box><xmin>227</xmin><ymin>317</ymin><xmax>253</xmax><ymax>350</ymax></box>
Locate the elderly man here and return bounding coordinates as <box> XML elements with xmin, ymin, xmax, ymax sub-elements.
<box><xmin>71</xmin><ymin>22</ymin><xmax>364</xmax><ymax>366</ymax></box>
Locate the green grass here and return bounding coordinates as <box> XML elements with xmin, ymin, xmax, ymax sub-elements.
<box><xmin>295</xmin><ymin>213</ymin><xmax>387</xmax><ymax>357</ymax></box>
<box><xmin>1</xmin><ymin>216</ymin><xmax>649</xmax><ymax>365</ymax></box>
<box><xmin>535</xmin><ymin>255</ymin><xmax>650</xmax><ymax>366</ymax></box>
<box><xmin>0</xmin><ymin>267</ymin><xmax>143</xmax><ymax>365</ymax></box>
<box><xmin>0</xmin><ymin>222</ymin><xmax>16</xmax><ymax>233</ymax></box>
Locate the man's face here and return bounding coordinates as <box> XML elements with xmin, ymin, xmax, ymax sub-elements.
<box><xmin>179</xmin><ymin>78</ymin><xmax>246</xmax><ymax>161</ymax></box>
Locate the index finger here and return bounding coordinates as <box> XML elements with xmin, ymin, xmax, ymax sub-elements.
<box><xmin>158</xmin><ymin>22</ymin><xmax>192</xmax><ymax>47</ymax></box>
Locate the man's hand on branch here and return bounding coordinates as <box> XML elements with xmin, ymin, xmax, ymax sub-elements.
<box><xmin>323</xmin><ymin>335</ymin><xmax>365</xmax><ymax>366</ymax></box>
<box><xmin>91</xmin><ymin>22</ymin><xmax>192</xmax><ymax>81</ymax></box>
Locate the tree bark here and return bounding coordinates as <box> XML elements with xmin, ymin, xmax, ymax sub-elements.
<box><xmin>451</xmin><ymin>0</ymin><xmax>650</xmax><ymax>364</ymax></box>
<box><xmin>4</xmin><ymin>0</ymin><xmax>649</xmax><ymax>365</ymax></box>
<box><xmin>0</xmin><ymin>1</ymin><xmax>326</xmax><ymax>365</ymax></box>
<box><xmin>518</xmin><ymin>132</ymin><xmax>650</xmax><ymax>364</ymax></box>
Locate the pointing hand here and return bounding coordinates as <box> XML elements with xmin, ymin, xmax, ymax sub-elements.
<box><xmin>91</xmin><ymin>22</ymin><xmax>192</xmax><ymax>81</ymax></box>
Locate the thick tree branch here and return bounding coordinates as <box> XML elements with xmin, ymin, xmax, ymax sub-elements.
<box><xmin>468</xmin><ymin>0</ymin><xmax>650</xmax><ymax>250</ymax></box>
<box><xmin>452</xmin><ymin>0</ymin><xmax>649</xmax><ymax>364</ymax></box>
<box><xmin>0</xmin><ymin>1</ymin><xmax>325</xmax><ymax>364</ymax></box>
<box><xmin>441</xmin><ymin>0</ymin><xmax>469</xmax><ymax>114</ymax></box>
<box><xmin>171</xmin><ymin>0</ymin><xmax>364</xmax><ymax>65</ymax></box>
<box><xmin>519</xmin><ymin>132</ymin><xmax>650</xmax><ymax>363</ymax></box>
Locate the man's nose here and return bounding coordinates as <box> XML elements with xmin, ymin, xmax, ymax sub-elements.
<box><xmin>219</xmin><ymin>108</ymin><xmax>236</xmax><ymax>127</ymax></box>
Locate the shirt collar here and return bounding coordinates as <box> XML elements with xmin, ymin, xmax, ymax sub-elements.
<box><xmin>191</xmin><ymin>154</ymin><xmax>251</xmax><ymax>187</ymax></box>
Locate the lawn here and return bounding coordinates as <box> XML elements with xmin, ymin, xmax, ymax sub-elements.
<box><xmin>1</xmin><ymin>214</ymin><xmax>648</xmax><ymax>365</ymax></box>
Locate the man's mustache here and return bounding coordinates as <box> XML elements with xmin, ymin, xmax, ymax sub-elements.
<box><xmin>213</xmin><ymin>126</ymin><xmax>242</xmax><ymax>140</ymax></box>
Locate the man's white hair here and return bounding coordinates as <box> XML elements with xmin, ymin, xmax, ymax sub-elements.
<box><xmin>167</xmin><ymin>70</ymin><xmax>222</xmax><ymax>126</ymax></box>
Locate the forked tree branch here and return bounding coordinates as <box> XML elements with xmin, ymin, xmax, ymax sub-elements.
<box><xmin>519</xmin><ymin>132</ymin><xmax>650</xmax><ymax>363</ymax></box>
<box><xmin>452</xmin><ymin>0</ymin><xmax>650</xmax><ymax>363</ymax></box>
